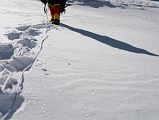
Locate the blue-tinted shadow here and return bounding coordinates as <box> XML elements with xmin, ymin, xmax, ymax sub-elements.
<box><xmin>67</xmin><ymin>0</ymin><xmax>116</xmax><ymax>8</ymax></box>
<box><xmin>61</xmin><ymin>23</ymin><xmax>158</xmax><ymax>57</ymax></box>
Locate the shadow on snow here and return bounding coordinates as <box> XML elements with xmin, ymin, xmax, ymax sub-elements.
<box><xmin>67</xmin><ymin>0</ymin><xmax>159</xmax><ymax>9</ymax></box>
<box><xmin>0</xmin><ymin>92</ymin><xmax>24</xmax><ymax>120</ymax></box>
<box><xmin>61</xmin><ymin>23</ymin><xmax>158</xmax><ymax>57</ymax></box>
<box><xmin>68</xmin><ymin>0</ymin><xmax>116</xmax><ymax>8</ymax></box>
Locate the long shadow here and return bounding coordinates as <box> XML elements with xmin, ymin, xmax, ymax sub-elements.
<box><xmin>61</xmin><ymin>23</ymin><xmax>158</xmax><ymax>57</ymax></box>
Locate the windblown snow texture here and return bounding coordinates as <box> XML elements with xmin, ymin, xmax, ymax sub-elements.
<box><xmin>0</xmin><ymin>0</ymin><xmax>159</xmax><ymax>120</ymax></box>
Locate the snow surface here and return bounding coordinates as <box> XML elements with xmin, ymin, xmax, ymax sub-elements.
<box><xmin>0</xmin><ymin>0</ymin><xmax>159</xmax><ymax>120</ymax></box>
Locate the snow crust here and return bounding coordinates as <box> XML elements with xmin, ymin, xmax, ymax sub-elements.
<box><xmin>0</xmin><ymin>0</ymin><xmax>159</xmax><ymax>120</ymax></box>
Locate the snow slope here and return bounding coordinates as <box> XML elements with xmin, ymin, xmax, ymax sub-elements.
<box><xmin>0</xmin><ymin>0</ymin><xmax>159</xmax><ymax>120</ymax></box>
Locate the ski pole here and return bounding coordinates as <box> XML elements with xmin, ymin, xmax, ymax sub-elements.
<box><xmin>43</xmin><ymin>4</ymin><xmax>49</xmax><ymax>23</ymax></box>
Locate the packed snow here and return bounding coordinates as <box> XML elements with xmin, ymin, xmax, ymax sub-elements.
<box><xmin>0</xmin><ymin>0</ymin><xmax>159</xmax><ymax>120</ymax></box>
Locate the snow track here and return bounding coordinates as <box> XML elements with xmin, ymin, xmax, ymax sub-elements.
<box><xmin>1</xmin><ymin>0</ymin><xmax>159</xmax><ymax>120</ymax></box>
<box><xmin>0</xmin><ymin>22</ymin><xmax>53</xmax><ymax>119</ymax></box>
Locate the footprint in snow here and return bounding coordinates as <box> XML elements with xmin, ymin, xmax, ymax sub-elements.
<box><xmin>0</xmin><ymin>23</ymin><xmax>50</xmax><ymax>119</ymax></box>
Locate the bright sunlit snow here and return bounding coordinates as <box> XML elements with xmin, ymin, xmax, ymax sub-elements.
<box><xmin>0</xmin><ymin>0</ymin><xmax>159</xmax><ymax>120</ymax></box>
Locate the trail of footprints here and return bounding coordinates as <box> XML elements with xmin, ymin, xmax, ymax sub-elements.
<box><xmin>0</xmin><ymin>23</ymin><xmax>52</xmax><ymax>119</ymax></box>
